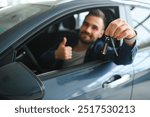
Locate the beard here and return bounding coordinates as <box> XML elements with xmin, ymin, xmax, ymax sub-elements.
<box><xmin>79</xmin><ymin>31</ymin><xmax>95</xmax><ymax>45</ymax></box>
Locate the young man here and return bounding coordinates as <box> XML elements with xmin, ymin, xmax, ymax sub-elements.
<box><xmin>40</xmin><ymin>9</ymin><xmax>137</xmax><ymax>70</ymax></box>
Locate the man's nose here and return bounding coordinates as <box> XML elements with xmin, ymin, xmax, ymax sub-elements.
<box><xmin>85</xmin><ymin>26</ymin><xmax>92</xmax><ymax>33</ymax></box>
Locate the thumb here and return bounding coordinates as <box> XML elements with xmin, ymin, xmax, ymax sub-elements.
<box><xmin>60</xmin><ymin>37</ymin><xmax>67</xmax><ymax>46</ymax></box>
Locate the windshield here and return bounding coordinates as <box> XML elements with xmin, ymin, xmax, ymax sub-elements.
<box><xmin>0</xmin><ymin>4</ymin><xmax>50</xmax><ymax>34</ymax></box>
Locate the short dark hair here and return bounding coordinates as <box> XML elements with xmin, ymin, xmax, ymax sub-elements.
<box><xmin>85</xmin><ymin>9</ymin><xmax>106</xmax><ymax>29</ymax></box>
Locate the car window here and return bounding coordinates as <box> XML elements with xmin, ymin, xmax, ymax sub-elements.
<box><xmin>130</xmin><ymin>6</ymin><xmax>150</xmax><ymax>49</ymax></box>
<box><xmin>15</xmin><ymin>7</ymin><xmax>119</xmax><ymax>75</ymax></box>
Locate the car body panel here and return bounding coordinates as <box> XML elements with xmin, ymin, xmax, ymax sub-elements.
<box><xmin>132</xmin><ymin>47</ymin><xmax>150</xmax><ymax>99</ymax></box>
<box><xmin>40</xmin><ymin>62</ymin><xmax>134</xmax><ymax>99</ymax></box>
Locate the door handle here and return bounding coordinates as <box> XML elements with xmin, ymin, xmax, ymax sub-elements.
<box><xmin>102</xmin><ymin>74</ymin><xmax>131</xmax><ymax>88</ymax></box>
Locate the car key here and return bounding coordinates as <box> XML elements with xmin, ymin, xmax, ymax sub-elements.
<box><xmin>102</xmin><ymin>35</ymin><xmax>111</xmax><ymax>55</ymax></box>
<box><xmin>102</xmin><ymin>35</ymin><xmax>118</xmax><ymax>56</ymax></box>
<box><xmin>110</xmin><ymin>37</ymin><xmax>118</xmax><ymax>56</ymax></box>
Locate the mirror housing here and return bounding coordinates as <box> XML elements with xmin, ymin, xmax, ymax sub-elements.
<box><xmin>0</xmin><ymin>62</ymin><xmax>44</xmax><ymax>100</ymax></box>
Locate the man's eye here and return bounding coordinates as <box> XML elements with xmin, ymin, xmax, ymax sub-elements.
<box><xmin>83</xmin><ymin>22</ymin><xmax>89</xmax><ymax>27</ymax></box>
<box><xmin>92</xmin><ymin>26</ymin><xmax>98</xmax><ymax>31</ymax></box>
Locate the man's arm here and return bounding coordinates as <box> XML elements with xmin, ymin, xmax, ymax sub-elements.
<box><xmin>99</xmin><ymin>18</ymin><xmax>137</xmax><ymax>65</ymax></box>
<box><xmin>88</xmin><ymin>37</ymin><xmax>137</xmax><ymax>65</ymax></box>
<box><xmin>112</xmin><ymin>40</ymin><xmax>137</xmax><ymax>65</ymax></box>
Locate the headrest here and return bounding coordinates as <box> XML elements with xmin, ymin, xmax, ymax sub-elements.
<box><xmin>101</xmin><ymin>9</ymin><xmax>116</xmax><ymax>29</ymax></box>
<box><xmin>61</xmin><ymin>16</ymin><xmax>76</xmax><ymax>30</ymax></box>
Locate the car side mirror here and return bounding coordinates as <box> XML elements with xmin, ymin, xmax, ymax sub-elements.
<box><xmin>0</xmin><ymin>62</ymin><xmax>44</xmax><ymax>100</ymax></box>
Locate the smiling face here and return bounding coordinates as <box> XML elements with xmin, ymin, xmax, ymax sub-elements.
<box><xmin>79</xmin><ymin>15</ymin><xmax>105</xmax><ymax>45</ymax></box>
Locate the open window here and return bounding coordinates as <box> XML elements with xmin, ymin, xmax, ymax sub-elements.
<box><xmin>14</xmin><ymin>7</ymin><xmax>120</xmax><ymax>75</ymax></box>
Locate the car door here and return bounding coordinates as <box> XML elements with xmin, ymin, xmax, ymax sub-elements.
<box><xmin>132</xmin><ymin>48</ymin><xmax>150</xmax><ymax>99</ymax></box>
<box><xmin>39</xmin><ymin>60</ymin><xmax>134</xmax><ymax>100</ymax></box>
<box><xmin>36</xmin><ymin>5</ymin><xmax>135</xmax><ymax>100</ymax></box>
<box><xmin>129</xmin><ymin>6</ymin><xmax>150</xmax><ymax>99</ymax></box>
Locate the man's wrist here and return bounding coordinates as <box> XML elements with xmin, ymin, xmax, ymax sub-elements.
<box><xmin>124</xmin><ymin>30</ymin><xmax>137</xmax><ymax>45</ymax></box>
<box><xmin>125</xmin><ymin>37</ymin><xmax>136</xmax><ymax>43</ymax></box>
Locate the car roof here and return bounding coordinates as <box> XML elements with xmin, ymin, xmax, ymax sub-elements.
<box><xmin>35</xmin><ymin>0</ymin><xmax>150</xmax><ymax>7</ymax></box>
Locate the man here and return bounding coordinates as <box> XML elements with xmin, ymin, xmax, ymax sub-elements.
<box><xmin>40</xmin><ymin>9</ymin><xmax>137</xmax><ymax>70</ymax></box>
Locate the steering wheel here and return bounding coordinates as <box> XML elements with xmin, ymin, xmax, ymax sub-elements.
<box><xmin>23</xmin><ymin>45</ymin><xmax>43</xmax><ymax>73</ymax></box>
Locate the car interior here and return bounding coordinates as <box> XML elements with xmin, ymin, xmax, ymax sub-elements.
<box><xmin>15</xmin><ymin>7</ymin><xmax>120</xmax><ymax>74</ymax></box>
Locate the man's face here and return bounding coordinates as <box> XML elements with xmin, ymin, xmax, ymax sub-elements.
<box><xmin>79</xmin><ymin>15</ymin><xmax>104</xmax><ymax>44</ymax></box>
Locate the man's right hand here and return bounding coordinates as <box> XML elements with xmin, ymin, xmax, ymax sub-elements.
<box><xmin>55</xmin><ymin>37</ymin><xmax>72</xmax><ymax>60</ymax></box>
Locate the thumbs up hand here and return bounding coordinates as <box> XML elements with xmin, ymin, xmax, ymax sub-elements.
<box><xmin>55</xmin><ymin>37</ymin><xmax>72</xmax><ymax>60</ymax></box>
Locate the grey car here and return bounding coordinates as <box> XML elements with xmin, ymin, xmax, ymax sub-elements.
<box><xmin>0</xmin><ymin>0</ymin><xmax>150</xmax><ymax>100</ymax></box>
